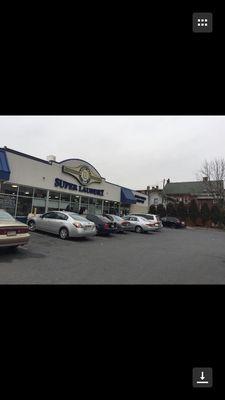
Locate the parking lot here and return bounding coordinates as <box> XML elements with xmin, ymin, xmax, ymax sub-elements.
<box><xmin>1</xmin><ymin>227</ymin><xmax>225</xmax><ymax>284</ymax></box>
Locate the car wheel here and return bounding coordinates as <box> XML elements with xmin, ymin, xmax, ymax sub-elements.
<box><xmin>135</xmin><ymin>225</ymin><xmax>143</xmax><ymax>233</ymax></box>
<box><xmin>28</xmin><ymin>220</ymin><xmax>36</xmax><ymax>231</ymax></box>
<box><xmin>59</xmin><ymin>227</ymin><xmax>69</xmax><ymax>240</ymax></box>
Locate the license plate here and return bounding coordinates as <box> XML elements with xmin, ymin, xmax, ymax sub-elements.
<box><xmin>7</xmin><ymin>231</ymin><xmax>17</xmax><ymax>236</ymax></box>
<box><xmin>84</xmin><ymin>226</ymin><xmax>92</xmax><ymax>230</ymax></box>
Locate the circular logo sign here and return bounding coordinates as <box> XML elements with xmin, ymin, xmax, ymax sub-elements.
<box><xmin>79</xmin><ymin>166</ymin><xmax>91</xmax><ymax>185</ymax></box>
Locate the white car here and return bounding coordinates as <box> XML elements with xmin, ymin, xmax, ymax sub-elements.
<box><xmin>123</xmin><ymin>215</ymin><xmax>156</xmax><ymax>233</ymax></box>
<box><xmin>27</xmin><ymin>211</ymin><xmax>96</xmax><ymax>239</ymax></box>
<box><xmin>0</xmin><ymin>209</ymin><xmax>30</xmax><ymax>248</ymax></box>
<box><xmin>130</xmin><ymin>213</ymin><xmax>162</xmax><ymax>231</ymax></box>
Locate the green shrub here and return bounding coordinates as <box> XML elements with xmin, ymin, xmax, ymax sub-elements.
<box><xmin>210</xmin><ymin>205</ymin><xmax>221</xmax><ymax>225</ymax></box>
<box><xmin>189</xmin><ymin>199</ymin><xmax>199</xmax><ymax>223</ymax></box>
<box><xmin>200</xmin><ymin>203</ymin><xmax>210</xmax><ymax>225</ymax></box>
<box><xmin>157</xmin><ymin>203</ymin><xmax>166</xmax><ymax>218</ymax></box>
<box><xmin>166</xmin><ymin>202</ymin><xmax>177</xmax><ymax>217</ymax></box>
<box><xmin>149</xmin><ymin>205</ymin><xmax>156</xmax><ymax>214</ymax></box>
<box><xmin>177</xmin><ymin>201</ymin><xmax>188</xmax><ymax>221</ymax></box>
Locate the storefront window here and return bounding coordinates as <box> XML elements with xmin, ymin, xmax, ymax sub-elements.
<box><xmin>0</xmin><ymin>193</ymin><xmax>16</xmax><ymax>216</ymax></box>
<box><xmin>95</xmin><ymin>199</ymin><xmax>103</xmax><ymax>215</ymax></box>
<box><xmin>34</xmin><ymin>188</ymin><xmax>47</xmax><ymax>198</ymax></box>
<box><xmin>60</xmin><ymin>193</ymin><xmax>70</xmax><ymax>210</ymax></box>
<box><xmin>80</xmin><ymin>196</ymin><xmax>89</xmax><ymax>213</ymax></box>
<box><xmin>71</xmin><ymin>195</ymin><xmax>80</xmax><ymax>203</ymax></box>
<box><xmin>113</xmin><ymin>202</ymin><xmax>120</xmax><ymax>215</ymax></box>
<box><xmin>103</xmin><ymin>201</ymin><xmax>109</xmax><ymax>214</ymax></box>
<box><xmin>0</xmin><ymin>183</ymin><xmax>18</xmax><ymax>196</ymax></box>
<box><xmin>109</xmin><ymin>201</ymin><xmax>119</xmax><ymax>215</ymax></box>
<box><xmin>32</xmin><ymin>198</ymin><xmax>46</xmax><ymax>214</ymax></box>
<box><xmin>88</xmin><ymin>197</ymin><xmax>96</xmax><ymax>214</ymax></box>
<box><xmin>16</xmin><ymin>196</ymin><xmax>32</xmax><ymax>216</ymax></box>
<box><xmin>120</xmin><ymin>206</ymin><xmax>130</xmax><ymax>216</ymax></box>
<box><xmin>48</xmin><ymin>191</ymin><xmax>60</xmax><ymax>210</ymax></box>
<box><xmin>70</xmin><ymin>195</ymin><xmax>80</xmax><ymax>213</ymax></box>
<box><xmin>32</xmin><ymin>188</ymin><xmax>47</xmax><ymax>213</ymax></box>
<box><xmin>19</xmin><ymin>186</ymin><xmax>34</xmax><ymax>197</ymax></box>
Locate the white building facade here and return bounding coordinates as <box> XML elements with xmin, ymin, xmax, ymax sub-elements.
<box><xmin>0</xmin><ymin>147</ymin><xmax>148</xmax><ymax>219</ymax></box>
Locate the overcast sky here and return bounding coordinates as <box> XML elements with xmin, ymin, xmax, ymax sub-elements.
<box><xmin>1</xmin><ymin>116</ymin><xmax>225</xmax><ymax>189</ymax></box>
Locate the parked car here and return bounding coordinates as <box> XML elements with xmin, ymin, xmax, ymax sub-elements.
<box><xmin>86</xmin><ymin>214</ymin><xmax>117</xmax><ymax>235</ymax></box>
<box><xmin>161</xmin><ymin>216</ymin><xmax>186</xmax><ymax>228</ymax></box>
<box><xmin>123</xmin><ymin>215</ymin><xmax>156</xmax><ymax>233</ymax></box>
<box><xmin>104</xmin><ymin>214</ymin><xmax>133</xmax><ymax>233</ymax></box>
<box><xmin>130</xmin><ymin>213</ymin><xmax>163</xmax><ymax>230</ymax></box>
<box><xmin>0</xmin><ymin>209</ymin><xmax>30</xmax><ymax>249</ymax></box>
<box><xmin>27</xmin><ymin>211</ymin><xmax>96</xmax><ymax>239</ymax></box>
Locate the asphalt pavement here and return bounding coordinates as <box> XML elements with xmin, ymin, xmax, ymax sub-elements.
<box><xmin>0</xmin><ymin>227</ymin><xmax>225</xmax><ymax>283</ymax></box>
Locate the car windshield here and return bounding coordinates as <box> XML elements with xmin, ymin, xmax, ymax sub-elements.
<box><xmin>110</xmin><ymin>215</ymin><xmax>123</xmax><ymax>222</ymax></box>
<box><xmin>67</xmin><ymin>213</ymin><xmax>89</xmax><ymax>222</ymax></box>
<box><xmin>98</xmin><ymin>215</ymin><xmax>112</xmax><ymax>222</ymax></box>
<box><xmin>0</xmin><ymin>210</ymin><xmax>15</xmax><ymax>221</ymax></box>
<box><xmin>144</xmin><ymin>215</ymin><xmax>154</xmax><ymax>220</ymax></box>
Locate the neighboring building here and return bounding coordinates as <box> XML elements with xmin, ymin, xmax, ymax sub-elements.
<box><xmin>129</xmin><ymin>192</ymin><xmax>148</xmax><ymax>214</ymax></box>
<box><xmin>119</xmin><ymin>188</ymin><xmax>148</xmax><ymax>215</ymax></box>
<box><xmin>163</xmin><ymin>178</ymin><xmax>224</xmax><ymax>208</ymax></box>
<box><xmin>0</xmin><ymin>146</ymin><xmax>148</xmax><ymax>219</ymax></box>
<box><xmin>136</xmin><ymin>186</ymin><xmax>163</xmax><ymax>208</ymax></box>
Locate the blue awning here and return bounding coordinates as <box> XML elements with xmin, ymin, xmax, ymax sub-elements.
<box><xmin>0</xmin><ymin>149</ymin><xmax>10</xmax><ymax>181</ymax></box>
<box><xmin>120</xmin><ymin>187</ymin><xmax>136</xmax><ymax>204</ymax></box>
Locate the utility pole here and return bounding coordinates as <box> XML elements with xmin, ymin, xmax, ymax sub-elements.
<box><xmin>147</xmin><ymin>185</ymin><xmax>150</xmax><ymax>211</ymax></box>
<box><xmin>162</xmin><ymin>179</ymin><xmax>166</xmax><ymax>206</ymax></box>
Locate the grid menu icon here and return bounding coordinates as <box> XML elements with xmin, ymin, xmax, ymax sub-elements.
<box><xmin>192</xmin><ymin>12</ymin><xmax>213</xmax><ymax>33</ymax></box>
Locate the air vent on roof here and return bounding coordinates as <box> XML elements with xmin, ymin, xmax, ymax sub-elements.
<box><xmin>47</xmin><ymin>155</ymin><xmax>56</xmax><ymax>162</ymax></box>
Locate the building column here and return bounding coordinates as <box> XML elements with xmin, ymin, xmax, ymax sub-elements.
<box><xmin>45</xmin><ymin>190</ymin><xmax>50</xmax><ymax>212</ymax></box>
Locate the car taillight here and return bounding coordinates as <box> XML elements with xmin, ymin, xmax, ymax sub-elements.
<box><xmin>73</xmin><ymin>222</ymin><xmax>83</xmax><ymax>228</ymax></box>
<box><xmin>0</xmin><ymin>229</ymin><xmax>8</xmax><ymax>235</ymax></box>
<box><xmin>17</xmin><ymin>227</ymin><xmax>29</xmax><ymax>234</ymax></box>
<box><xmin>104</xmin><ymin>223</ymin><xmax>109</xmax><ymax>229</ymax></box>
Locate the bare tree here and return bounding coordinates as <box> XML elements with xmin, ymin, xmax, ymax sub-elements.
<box><xmin>199</xmin><ymin>158</ymin><xmax>225</xmax><ymax>204</ymax></box>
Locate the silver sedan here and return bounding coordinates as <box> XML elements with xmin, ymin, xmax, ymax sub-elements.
<box><xmin>123</xmin><ymin>215</ymin><xmax>156</xmax><ymax>233</ymax></box>
<box><xmin>27</xmin><ymin>211</ymin><xmax>96</xmax><ymax>239</ymax></box>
